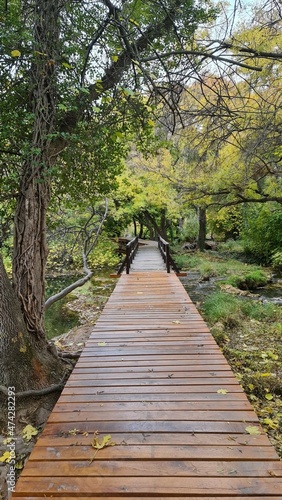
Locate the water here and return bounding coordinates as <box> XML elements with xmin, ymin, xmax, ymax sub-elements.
<box><xmin>180</xmin><ymin>273</ymin><xmax>282</xmax><ymax>306</ymax></box>
<box><xmin>45</xmin><ymin>271</ymin><xmax>115</xmax><ymax>339</ymax></box>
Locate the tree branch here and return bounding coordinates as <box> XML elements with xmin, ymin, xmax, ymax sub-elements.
<box><xmin>141</xmin><ymin>50</ymin><xmax>263</xmax><ymax>72</ymax></box>
<box><xmin>45</xmin><ymin>199</ymin><xmax>109</xmax><ymax>311</ymax></box>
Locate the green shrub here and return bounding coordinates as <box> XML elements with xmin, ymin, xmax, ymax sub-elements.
<box><xmin>242</xmin><ymin>203</ymin><xmax>282</xmax><ymax>265</ymax></box>
<box><xmin>226</xmin><ymin>270</ymin><xmax>268</xmax><ymax>290</ymax></box>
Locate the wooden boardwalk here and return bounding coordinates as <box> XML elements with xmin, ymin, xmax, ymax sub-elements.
<box><xmin>12</xmin><ymin>245</ymin><xmax>282</xmax><ymax>498</ymax></box>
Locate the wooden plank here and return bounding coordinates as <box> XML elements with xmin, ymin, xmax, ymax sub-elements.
<box><xmin>11</xmin><ymin>497</ymin><xmax>282</xmax><ymax>500</ymax></box>
<box><xmin>29</xmin><ymin>444</ymin><xmax>278</xmax><ymax>461</ymax></box>
<box><xmin>61</xmin><ymin>384</ymin><xmax>246</xmax><ymax>394</ymax></box>
<box><xmin>68</xmin><ymin>371</ymin><xmax>234</xmax><ymax>380</ymax></box>
<box><xmin>13</xmin><ymin>476</ymin><xmax>282</xmax><ymax>495</ymax></box>
<box><xmin>48</xmin><ymin>409</ymin><xmax>259</xmax><ymax>423</ymax></box>
<box><xmin>41</xmin><ymin>420</ymin><xmax>258</xmax><ymax>434</ymax></box>
<box><xmin>65</xmin><ymin>377</ymin><xmax>240</xmax><ymax>386</ymax></box>
<box><xmin>36</xmin><ymin>432</ymin><xmax>271</xmax><ymax>447</ymax></box>
<box><xmin>53</xmin><ymin>401</ymin><xmax>254</xmax><ymax>412</ymax></box>
<box><xmin>21</xmin><ymin>460</ymin><xmax>282</xmax><ymax>477</ymax></box>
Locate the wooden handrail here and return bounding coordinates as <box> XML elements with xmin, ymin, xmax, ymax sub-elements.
<box><xmin>117</xmin><ymin>236</ymin><xmax>139</xmax><ymax>275</ymax></box>
<box><xmin>157</xmin><ymin>235</ymin><xmax>180</xmax><ymax>274</ymax></box>
<box><xmin>158</xmin><ymin>235</ymin><xmax>170</xmax><ymax>273</ymax></box>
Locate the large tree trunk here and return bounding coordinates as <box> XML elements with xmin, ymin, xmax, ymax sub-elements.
<box><xmin>13</xmin><ymin>0</ymin><xmax>59</xmax><ymax>338</ymax></box>
<box><xmin>0</xmin><ymin>255</ymin><xmax>65</xmax><ymax>393</ymax></box>
<box><xmin>13</xmin><ymin>175</ymin><xmax>50</xmax><ymax>338</ymax></box>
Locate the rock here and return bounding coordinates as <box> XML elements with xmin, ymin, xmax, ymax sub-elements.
<box><xmin>182</xmin><ymin>242</ymin><xmax>197</xmax><ymax>251</ymax></box>
<box><xmin>219</xmin><ymin>284</ymin><xmax>259</xmax><ymax>298</ymax></box>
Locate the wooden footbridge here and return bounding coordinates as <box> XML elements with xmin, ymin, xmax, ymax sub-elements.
<box><xmin>12</xmin><ymin>239</ymin><xmax>282</xmax><ymax>498</ymax></box>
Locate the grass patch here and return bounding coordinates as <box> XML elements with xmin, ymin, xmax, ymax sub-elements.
<box><xmin>202</xmin><ymin>292</ymin><xmax>243</xmax><ymax>327</ymax></box>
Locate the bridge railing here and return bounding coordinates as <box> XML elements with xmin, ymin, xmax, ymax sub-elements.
<box><xmin>117</xmin><ymin>236</ymin><xmax>139</xmax><ymax>274</ymax></box>
<box><xmin>158</xmin><ymin>235</ymin><xmax>180</xmax><ymax>274</ymax></box>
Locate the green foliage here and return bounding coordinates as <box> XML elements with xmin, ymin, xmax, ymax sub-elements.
<box><xmin>47</xmin><ymin>203</ymin><xmax>119</xmax><ymax>274</ymax></box>
<box><xmin>179</xmin><ymin>210</ymin><xmax>199</xmax><ymax>242</ymax></box>
<box><xmin>87</xmin><ymin>237</ymin><xmax>119</xmax><ymax>270</ymax></box>
<box><xmin>209</xmin><ymin>206</ymin><xmax>243</xmax><ymax>241</ymax></box>
<box><xmin>242</xmin><ymin>204</ymin><xmax>282</xmax><ymax>265</ymax></box>
<box><xmin>272</xmin><ymin>250</ymin><xmax>282</xmax><ymax>271</ymax></box>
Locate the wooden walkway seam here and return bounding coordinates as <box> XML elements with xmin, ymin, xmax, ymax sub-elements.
<box><xmin>12</xmin><ymin>267</ymin><xmax>282</xmax><ymax>498</ymax></box>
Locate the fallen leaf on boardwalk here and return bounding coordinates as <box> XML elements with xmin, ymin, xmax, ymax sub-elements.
<box><xmin>245</xmin><ymin>425</ymin><xmax>261</xmax><ymax>435</ymax></box>
<box><xmin>217</xmin><ymin>389</ymin><xmax>229</xmax><ymax>394</ymax></box>
<box><xmin>97</xmin><ymin>342</ymin><xmax>107</xmax><ymax>346</ymax></box>
<box><xmin>91</xmin><ymin>434</ymin><xmax>116</xmax><ymax>451</ymax></box>
<box><xmin>22</xmin><ymin>424</ymin><xmax>38</xmax><ymax>442</ymax></box>
<box><xmin>68</xmin><ymin>428</ymin><xmax>80</xmax><ymax>435</ymax></box>
<box><xmin>228</xmin><ymin>469</ymin><xmax>238</xmax><ymax>475</ymax></box>
<box><xmin>268</xmin><ymin>470</ymin><xmax>278</xmax><ymax>477</ymax></box>
<box><xmin>172</xmin><ymin>320</ymin><xmax>181</xmax><ymax>324</ymax></box>
<box><xmin>89</xmin><ymin>434</ymin><xmax>116</xmax><ymax>462</ymax></box>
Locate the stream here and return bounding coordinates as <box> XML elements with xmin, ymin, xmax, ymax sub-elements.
<box><xmin>180</xmin><ymin>273</ymin><xmax>282</xmax><ymax>306</ymax></box>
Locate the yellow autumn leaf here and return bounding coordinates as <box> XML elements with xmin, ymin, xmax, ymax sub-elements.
<box><xmin>129</xmin><ymin>18</ymin><xmax>140</xmax><ymax>26</ymax></box>
<box><xmin>22</xmin><ymin>424</ymin><xmax>38</xmax><ymax>442</ymax></box>
<box><xmin>0</xmin><ymin>451</ymin><xmax>12</xmax><ymax>463</ymax></box>
<box><xmin>11</xmin><ymin>49</ymin><xmax>21</xmax><ymax>57</ymax></box>
<box><xmin>98</xmin><ymin>342</ymin><xmax>107</xmax><ymax>346</ymax></box>
<box><xmin>263</xmin><ymin>418</ymin><xmax>277</xmax><ymax>429</ymax></box>
<box><xmin>245</xmin><ymin>425</ymin><xmax>261</xmax><ymax>435</ymax></box>
<box><xmin>3</xmin><ymin>437</ymin><xmax>13</xmax><ymax>445</ymax></box>
<box><xmin>91</xmin><ymin>434</ymin><xmax>115</xmax><ymax>451</ymax></box>
<box><xmin>147</xmin><ymin>119</ymin><xmax>155</xmax><ymax>127</ymax></box>
<box><xmin>217</xmin><ymin>389</ymin><xmax>228</xmax><ymax>394</ymax></box>
<box><xmin>111</xmin><ymin>55</ymin><xmax>119</xmax><ymax>62</ymax></box>
<box><xmin>172</xmin><ymin>320</ymin><xmax>181</xmax><ymax>324</ymax></box>
<box><xmin>15</xmin><ymin>460</ymin><xmax>24</xmax><ymax>470</ymax></box>
<box><xmin>89</xmin><ymin>434</ymin><xmax>116</xmax><ymax>463</ymax></box>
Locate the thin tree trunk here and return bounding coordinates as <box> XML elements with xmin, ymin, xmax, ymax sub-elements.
<box><xmin>198</xmin><ymin>206</ymin><xmax>207</xmax><ymax>252</ymax></box>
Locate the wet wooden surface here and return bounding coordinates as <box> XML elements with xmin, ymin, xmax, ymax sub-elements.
<box><xmin>12</xmin><ymin>268</ymin><xmax>282</xmax><ymax>498</ymax></box>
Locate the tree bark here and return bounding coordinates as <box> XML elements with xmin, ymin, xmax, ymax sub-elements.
<box><xmin>12</xmin><ymin>0</ymin><xmax>59</xmax><ymax>338</ymax></box>
<box><xmin>0</xmin><ymin>255</ymin><xmax>65</xmax><ymax>393</ymax></box>
<box><xmin>198</xmin><ymin>206</ymin><xmax>207</xmax><ymax>252</ymax></box>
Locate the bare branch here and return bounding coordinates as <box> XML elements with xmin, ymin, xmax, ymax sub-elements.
<box><xmin>45</xmin><ymin>199</ymin><xmax>109</xmax><ymax>311</ymax></box>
